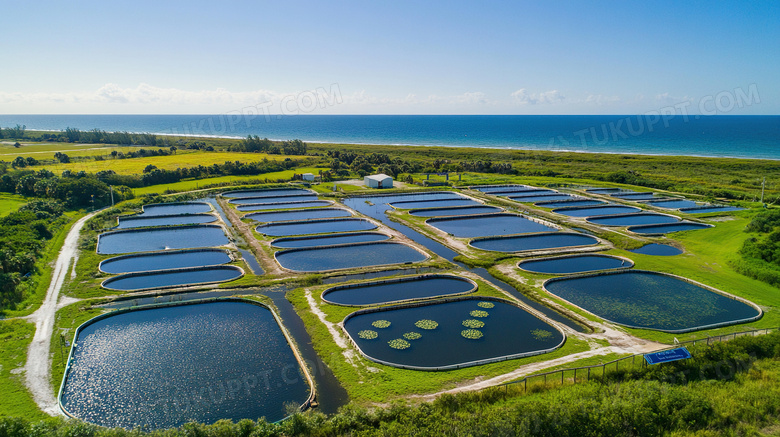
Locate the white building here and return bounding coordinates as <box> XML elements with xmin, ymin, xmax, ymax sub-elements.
<box><xmin>364</xmin><ymin>173</ymin><xmax>393</xmax><ymax>189</ymax></box>
<box><xmin>301</xmin><ymin>173</ymin><xmax>315</xmax><ymax>181</ymax></box>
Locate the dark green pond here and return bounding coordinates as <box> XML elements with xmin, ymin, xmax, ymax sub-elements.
<box><xmin>322</xmin><ymin>275</ymin><xmax>476</xmax><ymax>306</ymax></box>
<box><xmin>275</xmin><ymin>242</ymin><xmax>427</xmax><ymax>272</ymax></box>
<box><xmin>519</xmin><ymin>254</ymin><xmax>632</xmax><ymax>274</ymax></box>
<box><xmin>552</xmin><ymin>205</ymin><xmax>642</xmax><ymax>217</ymax></box>
<box><xmin>102</xmin><ymin>266</ymin><xmax>243</xmax><ymax>291</ymax></box>
<box><xmin>628</xmin><ymin>222</ymin><xmax>712</xmax><ymax>234</ymax></box>
<box><xmin>544</xmin><ymin>271</ymin><xmax>761</xmax><ymax>332</ymax></box>
<box><xmin>97</xmin><ymin>226</ymin><xmax>229</xmax><ymax>254</ymax></box>
<box><xmin>99</xmin><ymin>249</ymin><xmax>231</xmax><ymax>274</ymax></box>
<box><xmin>271</xmin><ymin>232</ymin><xmax>390</xmax><ymax>248</ymax></box>
<box><xmin>409</xmin><ymin>205</ymin><xmax>502</xmax><ymax>217</ymax></box>
<box><xmin>343</xmin><ymin>298</ymin><xmax>564</xmax><ymax>369</ymax></box>
<box><xmin>59</xmin><ymin>301</ymin><xmax>311</xmax><ymax>429</ymax></box>
<box><xmin>236</xmin><ymin>200</ymin><xmax>333</xmax><ymax>211</ymax></box>
<box><xmin>141</xmin><ymin>202</ymin><xmax>212</xmax><ymax>216</ymax></box>
<box><xmin>586</xmin><ymin>213</ymin><xmax>680</xmax><ymax>227</ymax></box>
<box><xmin>470</xmin><ymin>232</ymin><xmax>598</xmax><ymax>252</ymax></box>
<box><xmin>257</xmin><ymin>218</ymin><xmax>377</xmax><ymax>236</ymax></box>
<box><xmin>117</xmin><ymin>213</ymin><xmax>216</xmax><ymax>229</ymax></box>
<box><xmin>427</xmin><ymin>213</ymin><xmax>557</xmax><ymax>238</ymax></box>
<box><xmin>246</xmin><ymin>208</ymin><xmax>351</xmax><ymax>223</ymax></box>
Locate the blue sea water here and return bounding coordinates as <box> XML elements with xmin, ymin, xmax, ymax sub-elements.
<box><xmin>1</xmin><ymin>115</ymin><xmax>778</xmax><ymax>159</ymax></box>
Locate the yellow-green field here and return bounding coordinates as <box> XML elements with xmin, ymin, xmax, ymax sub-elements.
<box><xmin>0</xmin><ymin>142</ymin><xmax>133</xmax><ymax>158</ymax></box>
<box><xmin>29</xmin><ymin>150</ymin><xmax>305</xmax><ymax>175</ymax></box>
<box><xmin>0</xmin><ymin>193</ymin><xmax>27</xmax><ymax>216</ymax></box>
<box><xmin>132</xmin><ymin>167</ymin><xmax>329</xmax><ymax>195</ymax></box>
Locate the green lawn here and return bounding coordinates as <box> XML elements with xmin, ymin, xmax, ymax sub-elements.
<box><xmin>132</xmin><ymin>167</ymin><xmax>329</xmax><ymax>195</ymax></box>
<box><xmin>0</xmin><ymin>193</ymin><xmax>27</xmax><ymax>217</ymax></box>
<box><xmin>0</xmin><ymin>320</ymin><xmax>47</xmax><ymax>421</ymax></box>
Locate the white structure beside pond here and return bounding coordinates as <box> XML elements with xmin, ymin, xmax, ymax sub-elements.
<box><xmin>364</xmin><ymin>173</ymin><xmax>393</xmax><ymax>189</ymax></box>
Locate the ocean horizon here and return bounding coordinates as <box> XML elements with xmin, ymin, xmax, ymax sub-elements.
<box><xmin>1</xmin><ymin>114</ymin><xmax>778</xmax><ymax>160</ymax></box>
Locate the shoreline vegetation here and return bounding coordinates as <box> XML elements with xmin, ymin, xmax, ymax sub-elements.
<box><xmin>1</xmin><ymin>127</ymin><xmax>780</xmax><ymax>435</ymax></box>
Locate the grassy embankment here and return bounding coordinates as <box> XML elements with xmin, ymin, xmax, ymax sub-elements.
<box><xmin>0</xmin><ymin>193</ymin><xmax>27</xmax><ymax>217</ymax></box>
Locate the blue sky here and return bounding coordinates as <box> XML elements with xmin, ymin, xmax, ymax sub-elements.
<box><xmin>2</xmin><ymin>0</ymin><xmax>777</xmax><ymax>114</ymax></box>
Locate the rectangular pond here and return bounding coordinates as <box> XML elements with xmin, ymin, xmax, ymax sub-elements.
<box><xmin>246</xmin><ymin>208</ymin><xmax>351</xmax><ymax>223</ymax></box>
<box><xmin>409</xmin><ymin>205</ymin><xmax>502</xmax><ymax>217</ymax></box>
<box><xmin>322</xmin><ymin>274</ymin><xmax>477</xmax><ymax>306</ymax></box>
<box><xmin>229</xmin><ymin>195</ymin><xmax>319</xmax><ymax>205</ymax></box>
<box><xmin>99</xmin><ymin>249</ymin><xmax>232</xmax><ymax>274</ymax></box>
<box><xmin>585</xmin><ymin>213</ymin><xmax>680</xmax><ymax>227</ymax></box>
<box><xmin>256</xmin><ymin>218</ymin><xmax>377</xmax><ymax>237</ymax></box>
<box><xmin>96</xmin><ymin>225</ymin><xmax>230</xmax><ymax>255</ymax></box>
<box><xmin>535</xmin><ymin>199</ymin><xmax>606</xmax><ymax>209</ymax></box>
<box><xmin>680</xmin><ymin>205</ymin><xmax>745</xmax><ymax>214</ymax></box>
<box><xmin>552</xmin><ymin>205</ymin><xmax>642</xmax><ymax>217</ymax></box>
<box><xmin>116</xmin><ymin>213</ymin><xmax>216</xmax><ymax>229</ymax></box>
<box><xmin>518</xmin><ymin>254</ymin><xmax>633</xmax><ymax>274</ymax></box>
<box><xmin>472</xmin><ymin>185</ymin><xmax>529</xmax><ymax>193</ymax></box>
<box><xmin>236</xmin><ymin>200</ymin><xmax>334</xmax><ymax>212</ymax></box>
<box><xmin>222</xmin><ymin>188</ymin><xmax>314</xmax><ymax>198</ymax></box>
<box><xmin>509</xmin><ymin>194</ymin><xmax>576</xmax><ymax>203</ymax></box>
<box><xmin>342</xmin><ymin>297</ymin><xmax>565</xmax><ymax>370</ymax></box>
<box><xmin>544</xmin><ymin>270</ymin><xmax>761</xmax><ymax>332</ymax></box>
<box><xmin>140</xmin><ymin>202</ymin><xmax>212</xmax><ymax>217</ymax></box>
<box><xmin>389</xmin><ymin>198</ymin><xmax>480</xmax><ymax>209</ymax></box>
<box><xmin>470</xmin><ymin>232</ymin><xmax>598</xmax><ymax>252</ymax></box>
<box><xmin>275</xmin><ymin>241</ymin><xmax>428</xmax><ymax>272</ymax></box>
<box><xmin>101</xmin><ymin>265</ymin><xmax>244</xmax><ymax>291</ymax></box>
<box><xmin>59</xmin><ymin>300</ymin><xmax>312</xmax><ymax>429</ymax></box>
<box><xmin>645</xmin><ymin>199</ymin><xmax>699</xmax><ymax>209</ymax></box>
<box><xmin>271</xmin><ymin>232</ymin><xmax>390</xmax><ymax>249</ymax></box>
<box><xmin>426</xmin><ymin>213</ymin><xmax>556</xmax><ymax>238</ymax></box>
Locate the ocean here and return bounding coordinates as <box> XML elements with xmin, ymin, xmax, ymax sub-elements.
<box><xmin>0</xmin><ymin>114</ymin><xmax>777</xmax><ymax>160</ymax></box>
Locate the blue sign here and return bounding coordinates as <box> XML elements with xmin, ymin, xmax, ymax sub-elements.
<box><xmin>644</xmin><ymin>347</ymin><xmax>692</xmax><ymax>365</ymax></box>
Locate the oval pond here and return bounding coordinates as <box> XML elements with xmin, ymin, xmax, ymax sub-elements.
<box><xmin>99</xmin><ymin>249</ymin><xmax>231</xmax><ymax>274</ymax></box>
<box><xmin>519</xmin><ymin>254</ymin><xmax>632</xmax><ymax>274</ymax></box>
<box><xmin>470</xmin><ymin>232</ymin><xmax>598</xmax><ymax>252</ymax></box>
<box><xmin>322</xmin><ymin>275</ymin><xmax>477</xmax><ymax>306</ymax></box>
<box><xmin>275</xmin><ymin>242</ymin><xmax>427</xmax><ymax>272</ymax></box>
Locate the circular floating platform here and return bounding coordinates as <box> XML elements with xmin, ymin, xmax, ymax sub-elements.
<box><xmin>322</xmin><ymin>274</ymin><xmax>478</xmax><ymax>306</ymax></box>
<box><xmin>343</xmin><ymin>297</ymin><xmax>565</xmax><ymax>370</ymax></box>
<box><xmin>518</xmin><ymin>254</ymin><xmax>633</xmax><ymax>274</ymax></box>
<box><xmin>543</xmin><ymin>270</ymin><xmax>761</xmax><ymax>332</ymax></box>
<box><xmin>470</xmin><ymin>232</ymin><xmax>598</xmax><ymax>253</ymax></box>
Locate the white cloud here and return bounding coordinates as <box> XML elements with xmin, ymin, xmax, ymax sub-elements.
<box><xmin>583</xmin><ymin>93</ymin><xmax>621</xmax><ymax>105</ymax></box>
<box><xmin>654</xmin><ymin>92</ymin><xmax>693</xmax><ymax>105</ymax></box>
<box><xmin>510</xmin><ymin>88</ymin><xmax>565</xmax><ymax>105</ymax></box>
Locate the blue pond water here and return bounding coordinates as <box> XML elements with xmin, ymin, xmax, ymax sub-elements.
<box><xmin>535</xmin><ymin>199</ymin><xmax>606</xmax><ymax>209</ymax></box>
<box><xmin>103</xmin><ymin>266</ymin><xmax>243</xmax><ymax>291</ymax></box>
<box><xmin>630</xmin><ymin>243</ymin><xmax>683</xmax><ymax>256</ymax></box>
<box><xmin>498</xmin><ymin>189</ymin><xmax>556</xmax><ymax>197</ymax></box>
<box><xmin>343</xmin><ymin>298</ymin><xmax>564</xmax><ymax>369</ymax></box>
<box><xmin>585</xmin><ymin>188</ymin><xmax>623</xmax><ymax>194</ymax></box>
<box><xmin>629</xmin><ymin>222</ymin><xmax>712</xmax><ymax>234</ymax></box>
<box><xmin>510</xmin><ymin>194</ymin><xmax>575</xmax><ymax>203</ymax></box>
<box><xmin>586</xmin><ymin>213</ymin><xmax>680</xmax><ymax>227</ymax></box>
<box><xmin>544</xmin><ymin>271</ymin><xmax>761</xmax><ymax>332</ymax></box>
<box><xmin>680</xmin><ymin>206</ymin><xmax>745</xmax><ymax>214</ymax></box>
<box><xmin>470</xmin><ymin>233</ymin><xmax>598</xmax><ymax>252</ymax></box>
<box><xmin>427</xmin><ymin>214</ymin><xmax>556</xmax><ymax>238</ymax></box>
<box><xmin>519</xmin><ymin>254</ymin><xmax>632</xmax><ymax>274</ymax></box>
<box><xmin>257</xmin><ymin>218</ymin><xmax>377</xmax><ymax>236</ymax></box>
<box><xmin>362</xmin><ymin>192</ymin><xmax>465</xmax><ymax>205</ymax></box>
<box><xmin>100</xmin><ymin>249</ymin><xmax>231</xmax><ymax>274</ymax></box>
<box><xmin>229</xmin><ymin>195</ymin><xmax>319</xmax><ymax>205</ymax></box>
<box><xmin>322</xmin><ymin>275</ymin><xmax>476</xmax><ymax>306</ymax></box>
<box><xmin>222</xmin><ymin>188</ymin><xmax>313</xmax><ymax>198</ymax></box>
<box><xmin>553</xmin><ymin>205</ymin><xmax>642</xmax><ymax>217</ymax></box>
<box><xmin>97</xmin><ymin>226</ymin><xmax>229</xmax><ymax>254</ymax></box>
<box><xmin>409</xmin><ymin>205</ymin><xmax>502</xmax><ymax>217</ymax></box>
<box><xmin>473</xmin><ymin>185</ymin><xmax>528</xmax><ymax>193</ymax></box>
<box><xmin>141</xmin><ymin>203</ymin><xmax>212</xmax><ymax>216</ymax></box>
<box><xmin>59</xmin><ymin>301</ymin><xmax>310</xmax><ymax>429</ymax></box>
<box><xmin>271</xmin><ymin>232</ymin><xmax>390</xmax><ymax>248</ymax></box>
<box><xmin>236</xmin><ymin>200</ymin><xmax>333</xmax><ymax>211</ymax></box>
<box><xmin>275</xmin><ymin>242</ymin><xmax>427</xmax><ymax>272</ymax></box>
<box><xmin>611</xmin><ymin>192</ymin><xmax>659</xmax><ymax>200</ymax></box>
<box><xmin>646</xmin><ymin>199</ymin><xmax>699</xmax><ymax>209</ymax></box>
<box><xmin>117</xmin><ymin>213</ymin><xmax>216</xmax><ymax>229</ymax></box>
<box><xmin>246</xmin><ymin>208</ymin><xmax>351</xmax><ymax>223</ymax></box>
<box><xmin>390</xmin><ymin>198</ymin><xmax>479</xmax><ymax>209</ymax></box>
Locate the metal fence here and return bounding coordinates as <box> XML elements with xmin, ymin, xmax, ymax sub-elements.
<box><xmin>491</xmin><ymin>327</ymin><xmax>776</xmax><ymax>394</ymax></box>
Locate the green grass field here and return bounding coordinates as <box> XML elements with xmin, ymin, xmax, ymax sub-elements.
<box><xmin>0</xmin><ymin>193</ymin><xmax>27</xmax><ymax>217</ymax></box>
<box><xmin>132</xmin><ymin>167</ymin><xmax>329</xmax><ymax>195</ymax></box>
<box><xmin>0</xmin><ymin>320</ymin><xmax>47</xmax><ymax>421</ymax></box>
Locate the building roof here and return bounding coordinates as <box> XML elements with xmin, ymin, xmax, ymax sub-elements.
<box><xmin>365</xmin><ymin>173</ymin><xmax>392</xmax><ymax>181</ymax></box>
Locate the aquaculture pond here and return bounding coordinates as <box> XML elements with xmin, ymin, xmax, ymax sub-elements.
<box><xmin>222</xmin><ymin>188</ymin><xmax>313</xmax><ymax>198</ymax></box>
<box><xmin>470</xmin><ymin>232</ymin><xmax>598</xmax><ymax>252</ymax></box>
<box><xmin>544</xmin><ymin>271</ymin><xmax>761</xmax><ymax>332</ymax></box>
<box><xmin>509</xmin><ymin>194</ymin><xmax>576</xmax><ymax>203</ymax></box>
<box><xmin>472</xmin><ymin>185</ymin><xmax>528</xmax><ymax>193</ymax></box>
<box><xmin>552</xmin><ymin>205</ymin><xmax>642</xmax><ymax>217</ymax></box>
<box><xmin>390</xmin><ymin>198</ymin><xmax>480</xmax><ymax>209</ymax></box>
<box><xmin>680</xmin><ymin>205</ymin><xmax>746</xmax><ymax>214</ymax></box>
<box><xmin>59</xmin><ymin>300</ymin><xmax>311</xmax><ymax>429</ymax></box>
<box><xmin>629</xmin><ymin>243</ymin><xmax>683</xmax><ymax>256</ymax></box>
<box><xmin>117</xmin><ymin>213</ymin><xmax>216</xmax><ymax>229</ymax></box>
<box><xmin>628</xmin><ymin>222</ymin><xmax>712</xmax><ymax>235</ymax></box>
<box><xmin>427</xmin><ymin>213</ymin><xmax>556</xmax><ymax>238</ymax></box>
<box><xmin>271</xmin><ymin>232</ymin><xmax>390</xmax><ymax>249</ymax></box>
<box><xmin>257</xmin><ymin>218</ymin><xmax>377</xmax><ymax>237</ymax></box>
<box><xmin>519</xmin><ymin>254</ymin><xmax>632</xmax><ymax>274</ymax></box>
<box><xmin>140</xmin><ymin>202</ymin><xmax>212</xmax><ymax>216</ymax></box>
<box><xmin>229</xmin><ymin>195</ymin><xmax>319</xmax><ymax>205</ymax></box>
<box><xmin>535</xmin><ymin>199</ymin><xmax>606</xmax><ymax>209</ymax></box>
<box><xmin>646</xmin><ymin>199</ymin><xmax>699</xmax><ymax>209</ymax></box>
<box><xmin>585</xmin><ymin>213</ymin><xmax>680</xmax><ymax>227</ymax></box>
<box><xmin>497</xmin><ymin>189</ymin><xmax>557</xmax><ymax>197</ymax></box>
<box><xmin>236</xmin><ymin>200</ymin><xmax>334</xmax><ymax>211</ymax></box>
<box><xmin>102</xmin><ymin>266</ymin><xmax>243</xmax><ymax>291</ymax></box>
<box><xmin>610</xmin><ymin>192</ymin><xmax>660</xmax><ymax>200</ymax></box>
<box><xmin>246</xmin><ymin>208</ymin><xmax>351</xmax><ymax>223</ymax></box>
<box><xmin>363</xmin><ymin>192</ymin><xmax>465</xmax><ymax>205</ymax></box>
<box><xmin>275</xmin><ymin>241</ymin><xmax>427</xmax><ymax>272</ymax></box>
<box><xmin>585</xmin><ymin>188</ymin><xmax>623</xmax><ymax>194</ymax></box>
<box><xmin>97</xmin><ymin>225</ymin><xmax>229</xmax><ymax>255</ymax></box>
<box><xmin>322</xmin><ymin>275</ymin><xmax>477</xmax><ymax>306</ymax></box>
<box><xmin>99</xmin><ymin>249</ymin><xmax>231</xmax><ymax>274</ymax></box>
<box><xmin>343</xmin><ymin>297</ymin><xmax>565</xmax><ymax>370</ymax></box>
<box><xmin>409</xmin><ymin>205</ymin><xmax>502</xmax><ymax>217</ymax></box>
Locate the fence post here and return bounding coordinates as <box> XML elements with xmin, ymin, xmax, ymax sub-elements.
<box><xmin>574</xmin><ymin>368</ymin><xmax>577</xmax><ymax>383</ymax></box>
<box><xmin>544</xmin><ymin>374</ymin><xmax>547</xmax><ymax>384</ymax></box>
<box><xmin>588</xmin><ymin>367</ymin><xmax>591</xmax><ymax>381</ymax></box>
<box><xmin>524</xmin><ymin>378</ymin><xmax>527</xmax><ymax>392</ymax></box>
<box><xmin>561</xmin><ymin>371</ymin><xmax>564</xmax><ymax>385</ymax></box>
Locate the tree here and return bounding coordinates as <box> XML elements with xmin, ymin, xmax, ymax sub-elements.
<box><xmin>11</xmin><ymin>157</ymin><xmax>26</xmax><ymax>168</ymax></box>
<box><xmin>143</xmin><ymin>164</ymin><xmax>158</xmax><ymax>173</ymax></box>
<box><xmin>53</xmin><ymin>152</ymin><xmax>70</xmax><ymax>163</ymax></box>
<box><xmin>13</xmin><ymin>142</ymin><xmax>20</xmax><ymax>148</ymax></box>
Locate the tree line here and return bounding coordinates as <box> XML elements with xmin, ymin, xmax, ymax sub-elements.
<box><xmin>230</xmin><ymin>136</ymin><xmax>308</xmax><ymax>155</ymax></box>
